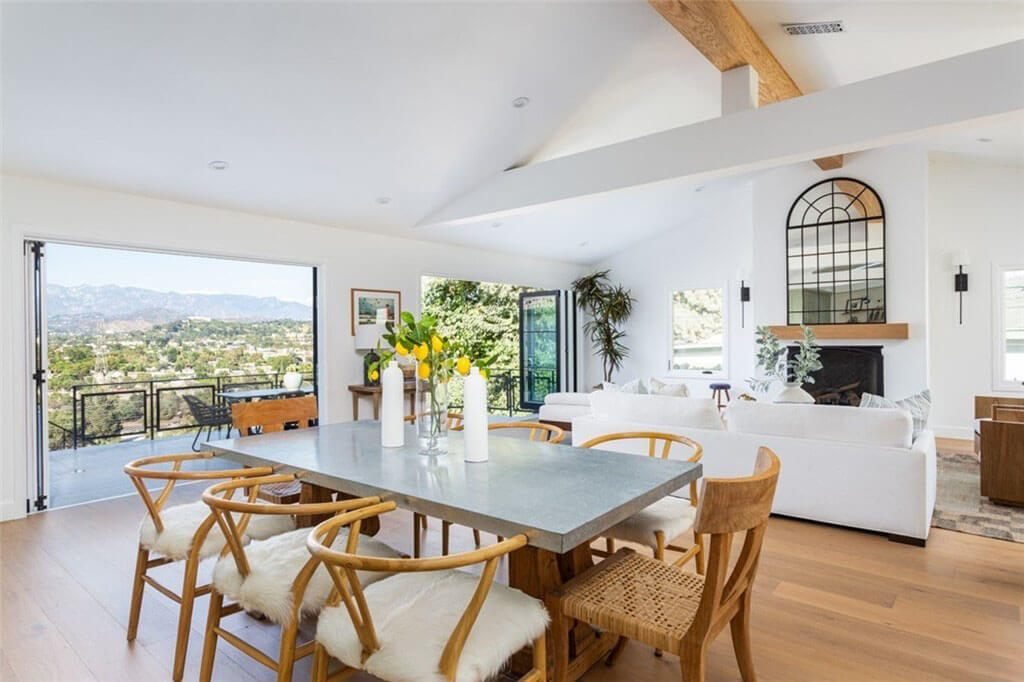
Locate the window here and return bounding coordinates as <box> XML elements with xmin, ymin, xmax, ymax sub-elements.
<box><xmin>670</xmin><ymin>288</ymin><xmax>726</xmax><ymax>376</ymax></box>
<box><xmin>996</xmin><ymin>266</ymin><xmax>1024</xmax><ymax>391</ymax></box>
<box><xmin>787</xmin><ymin>178</ymin><xmax>885</xmax><ymax>324</ymax></box>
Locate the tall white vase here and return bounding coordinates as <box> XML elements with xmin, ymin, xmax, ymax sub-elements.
<box><xmin>773</xmin><ymin>381</ymin><xmax>815</xmax><ymax>404</ymax></box>
<box><xmin>463</xmin><ymin>367</ymin><xmax>489</xmax><ymax>463</ymax></box>
<box><xmin>380</xmin><ymin>363</ymin><xmax>405</xmax><ymax>447</ymax></box>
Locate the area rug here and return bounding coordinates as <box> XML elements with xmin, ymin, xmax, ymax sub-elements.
<box><xmin>931</xmin><ymin>450</ymin><xmax>1024</xmax><ymax>543</ymax></box>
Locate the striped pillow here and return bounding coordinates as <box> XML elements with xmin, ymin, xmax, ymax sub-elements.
<box><xmin>860</xmin><ymin>389</ymin><xmax>931</xmax><ymax>441</ymax></box>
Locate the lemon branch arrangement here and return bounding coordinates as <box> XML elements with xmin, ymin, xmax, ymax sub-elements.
<box><xmin>367</xmin><ymin>312</ymin><xmax>496</xmax><ymax>443</ymax></box>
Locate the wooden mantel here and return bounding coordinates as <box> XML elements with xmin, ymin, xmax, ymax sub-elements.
<box><xmin>767</xmin><ymin>323</ymin><xmax>909</xmax><ymax>340</ymax></box>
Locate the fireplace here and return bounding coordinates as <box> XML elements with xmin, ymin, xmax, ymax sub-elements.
<box><xmin>786</xmin><ymin>345</ymin><xmax>883</xmax><ymax>406</ymax></box>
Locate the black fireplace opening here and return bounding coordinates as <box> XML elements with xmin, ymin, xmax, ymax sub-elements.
<box><xmin>786</xmin><ymin>345</ymin><xmax>883</xmax><ymax>406</ymax></box>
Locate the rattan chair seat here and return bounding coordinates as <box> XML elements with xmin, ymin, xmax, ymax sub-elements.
<box><xmin>560</xmin><ymin>548</ymin><xmax>704</xmax><ymax>653</ymax></box>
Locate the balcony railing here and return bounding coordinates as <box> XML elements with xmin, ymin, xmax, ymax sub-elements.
<box><xmin>67</xmin><ymin>372</ymin><xmax>314</xmax><ymax>449</ymax></box>
<box><xmin>61</xmin><ymin>366</ymin><xmax>557</xmax><ymax>450</ymax></box>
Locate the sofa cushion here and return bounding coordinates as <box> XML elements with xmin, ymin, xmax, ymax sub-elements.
<box><xmin>543</xmin><ymin>392</ymin><xmax>591</xmax><ymax>407</ymax></box>
<box><xmin>589</xmin><ymin>391</ymin><xmax>724</xmax><ymax>430</ymax></box>
<box><xmin>860</xmin><ymin>389</ymin><xmax>931</xmax><ymax>441</ymax></box>
<box><xmin>603</xmin><ymin>379</ymin><xmax>647</xmax><ymax>394</ymax></box>
<box><xmin>648</xmin><ymin>377</ymin><xmax>689</xmax><ymax>397</ymax></box>
<box><xmin>538</xmin><ymin>403</ymin><xmax>590</xmax><ymax>422</ymax></box>
<box><xmin>725</xmin><ymin>401</ymin><xmax>913</xmax><ymax>448</ymax></box>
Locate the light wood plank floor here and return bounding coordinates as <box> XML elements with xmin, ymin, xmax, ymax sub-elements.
<box><xmin>2</xmin><ymin>481</ymin><xmax>1022</xmax><ymax>681</ymax></box>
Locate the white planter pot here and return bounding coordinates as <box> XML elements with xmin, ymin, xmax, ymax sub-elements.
<box><xmin>773</xmin><ymin>381</ymin><xmax>814</xmax><ymax>404</ymax></box>
<box><xmin>282</xmin><ymin>372</ymin><xmax>303</xmax><ymax>390</ymax></box>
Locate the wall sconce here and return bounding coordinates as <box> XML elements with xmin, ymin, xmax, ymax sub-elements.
<box><xmin>737</xmin><ymin>269</ymin><xmax>751</xmax><ymax>328</ymax></box>
<box><xmin>951</xmin><ymin>250</ymin><xmax>970</xmax><ymax>325</ymax></box>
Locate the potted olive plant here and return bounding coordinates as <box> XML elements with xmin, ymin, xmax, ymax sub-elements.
<box><xmin>748</xmin><ymin>325</ymin><xmax>823</xmax><ymax>403</ymax></box>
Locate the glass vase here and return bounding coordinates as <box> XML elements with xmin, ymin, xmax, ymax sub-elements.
<box><xmin>415</xmin><ymin>376</ymin><xmax>449</xmax><ymax>455</ymax></box>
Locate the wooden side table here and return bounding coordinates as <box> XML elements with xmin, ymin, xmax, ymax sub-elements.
<box><xmin>347</xmin><ymin>383</ymin><xmax>416</xmax><ymax>420</ymax></box>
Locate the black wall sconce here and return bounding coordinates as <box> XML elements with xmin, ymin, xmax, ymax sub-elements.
<box><xmin>738</xmin><ymin>270</ymin><xmax>751</xmax><ymax>328</ymax></box>
<box><xmin>952</xmin><ymin>251</ymin><xmax>969</xmax><ymax>325</ymax></box>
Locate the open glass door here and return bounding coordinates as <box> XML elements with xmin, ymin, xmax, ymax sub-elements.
<box><xmin>26</xmin><ymin>240</ymin><xmax>49</xmax><ymax>512</ymax></box>
<box><xmin>519</xmin><ymin>290</ymin><xmax>560</xmax><ymax>411</ymax></box>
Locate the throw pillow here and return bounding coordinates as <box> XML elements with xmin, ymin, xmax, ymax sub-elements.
<box><xmin>603</xmin><ymin>379</ymin><xmax>647</xmax><ymax>394</ymax></box>
<box><xmin>860</xmin><ymin>389</ymin><xmax>931</xmax><ymax>441</ymax></box>
<box><xmin>648</xmin><ymin>376</ymin><xmax>689</xmax><ymax>397</ymax></box>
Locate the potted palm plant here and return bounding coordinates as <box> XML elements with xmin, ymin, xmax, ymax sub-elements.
<box><xmin>572</xmin><ymin>270</ymin><xmax>635</xmax><ymax>384</ymax></box>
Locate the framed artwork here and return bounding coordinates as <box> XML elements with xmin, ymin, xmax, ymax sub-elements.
<box><xmin>351</xmin><ymin>288</ymin><xmax>401</xmax><ymax>348</ymax></box>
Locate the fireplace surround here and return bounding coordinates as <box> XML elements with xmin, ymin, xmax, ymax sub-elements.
<box><xmin>787</xmin><ymin>345</ymin><xmax>883</xmax><ymax>406</ymax></box>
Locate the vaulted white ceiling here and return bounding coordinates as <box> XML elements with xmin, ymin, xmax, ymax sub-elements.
<box><xmin>3</xmin><ymin>1</ymin><xmax>1022</xmax><ymax>264</ymax></box>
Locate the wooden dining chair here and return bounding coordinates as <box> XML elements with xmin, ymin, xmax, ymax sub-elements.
<box><xmin>438</xmin><ymin>420</ymin><xmax>565</xmax><ymax>556</ymax></box>
<box><xmin>580</xmin><ymin>432</ymin><xmax>704</xmax><ymax>573</ymax></box>
<box><xmin>547</xmin><ymin>447</ymin><xmax>781</xmax><ymax>682</ymax></box>
<box><xmin>410</xmin><ymin>411</ymin><xmax>468</xmax><ymax>556</ymax></box>
<box><xmin>123</xmin><ymin>453</ymin><xmax>294</xmax><ymax>682</ymax></box>
<box><xmin>306</xmin><ymin>501</ymin><xmax>549</xmax><ymax>682</ymax></box>
<box><xmin>198</xmin><ymin>474</ymin><xmax>403</xmax><ymax>682</ymax></box>
<box><xmin>231</xmin><ymin>395</ymin><xmax>319</xmax><ymax>504</ymax></box>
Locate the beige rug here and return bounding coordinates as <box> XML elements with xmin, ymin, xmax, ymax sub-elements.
<box><xmin>931</xmin><ymin>450</ymin><xmax>1024</xmax><ymax>543</ymax></box>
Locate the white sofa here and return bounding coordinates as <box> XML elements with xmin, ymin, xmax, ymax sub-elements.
<box><xmin>571</xmin><ymin>394</ymin><xmax>937</xmax><ymax>544</ymax></box>
<box><xmin>538</xmin><ymin>392</ymin><xmax>592</xmax><ymax>426</ymax></box>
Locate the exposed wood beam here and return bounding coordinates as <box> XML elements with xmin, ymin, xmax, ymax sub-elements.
<box><xmin>650</xmin><ymin>0</ymin><xmax>800</xmax><ymax>106</ymax></box>
<box><xmin>419</xmin><ymin>40</ymin><xmax>1024</xmax><ymax>228</ymax></box>
<box><xmin>649</xmin><ymin>0</ymin><xmax>842</xmax><ymax>169</ymax></box>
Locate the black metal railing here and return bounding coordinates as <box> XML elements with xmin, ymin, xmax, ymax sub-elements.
<box><xmin>446</xmin><ymin>367</ymin><xmax>556</xmax><ymax>416</ymax></box>
<box><xmin>48</xmin><ymin>421</ymin><xmax>74</xmax><ymax>451</ymax></box>
<box><xmin>68</xmin><ymin>372</ymin><xmax>314</xmax><ymax>449</ymax></box>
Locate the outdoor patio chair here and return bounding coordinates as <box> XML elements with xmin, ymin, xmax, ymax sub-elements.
<box><xmin>183</xmin><ymin>394</ymin><xmax>234</xmax><ymax>452</ymax></box>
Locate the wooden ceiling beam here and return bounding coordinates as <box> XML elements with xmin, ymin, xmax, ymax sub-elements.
<box><xmin>650</xmin><ymin>0</ymin><xmax>842</xmax><ymax>169</ymax></box>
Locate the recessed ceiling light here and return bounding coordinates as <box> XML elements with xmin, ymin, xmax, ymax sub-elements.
<box><xmin>491</xmin><ymin>221</ymin><xmax>502</xmax><ymax>228</ymax></box>
<box><xmin>976</xmin><ymin>137</ymin><xmax>993</xmax><ymax>143</ymax></box>
<box><xmin>208</xmin><ymin>160</ymin><xmax>229</xmax><ymax>170</ymax></box>
<box><xmin>695</xmin><ymin>185</ymin><xmax>705</xmax><ymax>193</ymax></box>
<box><xmin>512</xmin><ymin>97</ymin><xmax>530</xmax><ymax>109</ymax></box>
<box><xmin>579</xmin><ymin>240</ymin><xmax>589</xmax><ymax>248</ymax></box>
<box><xmin>375</xmin><ymin>197</ymin><xmax>392</xmax><ymax>204</ymax></box>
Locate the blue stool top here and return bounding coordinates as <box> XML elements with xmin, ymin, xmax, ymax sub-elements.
<box><xmin>709</xmin><ymin>382</ymin><xmax>731</xmax><ymax>390</ymax></box>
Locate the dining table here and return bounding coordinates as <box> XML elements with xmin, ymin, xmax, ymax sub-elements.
<box><xmin>202</xmin><ymin>420</ymin><xmax>701</xmax><ymax>677</ymax></box>
<box><xmin>216</xmin><ymin>385</ymin><xmax>314</xmax><ymax>403</ymax></box>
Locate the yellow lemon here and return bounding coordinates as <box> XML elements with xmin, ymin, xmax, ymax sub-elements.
<box><xmin>431</xmin><ymin>335</ymin><xmax>444</xmax><ymax>353</ymax></box>
<box><xmin>368</xmin><ymin>369</ymin><xmax>379</xmax><ymax>382</ymax></box>
<box><xmin>456</xmin><ymin>356</ymin><xmax>471</xmax><ymax>376</ymax></box>
<box><xmin>395</xmin><ymin>341</ymin><xmax>409</xmax><ymax>356</ymax></box>
<box><xmin>480</xmin><ymin>368</ymin><xmax>489</xmax><ymax>380</ymax></box>
<box><xmin>417</xmin><ymin>361</ymin><xmax>431</xmax><ymax>379</ymax></box>
<box><xmin>414</xmin><ymin>343</ymin><xmax>429</xmax><ymax>361</ymax></box>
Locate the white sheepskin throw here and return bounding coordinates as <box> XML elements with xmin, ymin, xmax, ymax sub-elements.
<box><xmin>138</xmin><ymin>501</ymin><xmax>294</xmax><ymax>561</ymax></box>
<box><xmin>606</xmin><ymin>497</ymin><xmax>696</xmax><ymax>549</ymax></box>
<box><xmin>316</xmin><ymin>570</ymin><xmax>549</xmax><ymax>682</ymax></box>
<box><xmin>212</xmin><ymin>527</ymin><xmax>401</xmax><ymax>625</ymax></box>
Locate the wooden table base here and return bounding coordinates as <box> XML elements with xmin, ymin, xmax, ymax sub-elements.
<box><xmin>295</xmin><ymin>482</ymin><xmax>380</xmax><ymax>536</ymax></box>
<box><xmin>508</xmin><ymin>541</ymin><xmax>616</xmax><ymax>679</ymax></box>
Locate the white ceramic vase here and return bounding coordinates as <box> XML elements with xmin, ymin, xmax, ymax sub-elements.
<box><xmin>773</xmin><ymin>381</ymin><xmax>815</xmax><ymax>404</ymax></box>
<box><xmin>282</xmin><ymin>371</ymin><xmax>303</xmax><ymax>390</ymax></box>
<box><xmin>462</xmin><ymin>367</ymin><xmax>489</xmax><ymax>463</ymax></box>
<box><xmin>380</xmin><ymin>364</ymin><xmax>405</xmax><ymax>447</ymax></box>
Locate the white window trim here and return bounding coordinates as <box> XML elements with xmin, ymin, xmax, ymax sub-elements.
<box><xmin>666</xmin><ymin>285</ymin><xmax>729</xmax><ymax>380</ymax></box>
<box><xmin>993</xmin><ymin>263</ymin><xmax>1024</xmax><ymax>393</ymax></box>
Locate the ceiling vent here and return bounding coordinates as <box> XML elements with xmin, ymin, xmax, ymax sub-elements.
<box><xmin>782</xmin><ymin>21</ymin><xmax>844</xmax><ymax>36</ymax></box>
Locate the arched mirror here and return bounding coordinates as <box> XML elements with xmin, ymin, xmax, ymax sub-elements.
<box><xmin>786</xmin><ymin>178</ymin><xmax>885</xmax><ymax>325</ymax></box>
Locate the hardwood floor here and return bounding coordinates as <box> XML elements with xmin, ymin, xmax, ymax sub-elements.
<box><xmin>2</xmin><ymin>481</ymin><xmax>1022</xmax><ymax>681</ymax></box>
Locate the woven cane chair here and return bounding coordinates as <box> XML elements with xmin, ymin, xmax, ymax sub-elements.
<box><xmin>123</xmin><ymin>453</ymin><xmax>294</xmax><ymax>681</ymax></box>
<box><xmin>198</xmin><ymin>474</ymin><xmax>402</xmax><ymax>682</ymax></box>
<box><xmin>437</xmin><ymin>420</ymin><xmax>565</xmax><ymax>555</ymax></box>
<box><xmin>547</xmin><ymin>447</ymin><xmax>781</xmax><ymax>682</ymax></box>
<box><xmin>231</xmin><ymin>395</ymin><xmax>319</xmax><ymax>504</ymax></box>
<box><xmin>306</xmin><ymin>501</ymin><xmax>549</xmax><ymax>682</ymax></box>
<box><xmin>580</xmin><ymin>432</ymin><xmax>705</xmax><ymax>573</ymax></box>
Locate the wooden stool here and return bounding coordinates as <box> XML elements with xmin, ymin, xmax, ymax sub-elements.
<box><xmin>710</xmin><ymin>382</ymin><xmax>731</xmax><ymax>409</ymax></box>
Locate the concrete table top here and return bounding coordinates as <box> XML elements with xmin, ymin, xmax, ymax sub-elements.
<box><xmin>203</xmin><ymin>421</ymin><xmax>701</xmax><ymax>553</ymax></box>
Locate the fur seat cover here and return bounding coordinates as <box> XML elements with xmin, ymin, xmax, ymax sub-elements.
<box><xmin>212</xmin><ymin>527</ymin><xmax>401</xmax><ymax>625</ymax></box>
<box><xmin>316</xmin><ymin>570</ymin><xmax>549</xmax><ymax>682</ymax></box>
<box><xmin>606</xmin><ymin>497</ymin><xmax>697</xmax><ymax>548</ymax></box>
<box><xmin>139</xmin><ymin>501</ymin><xmax>294</xmax><ymax>561</ymax></box>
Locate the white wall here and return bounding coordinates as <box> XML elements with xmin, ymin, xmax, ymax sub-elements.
<box><xmin>0</xmin><ymin>175</ymin><xmax>583</xmax><ymax>520</ymax></box>
<box><xmin>927</xmin><ymin>156</ymin><xmax>1024</xmax><ymax>438</ymax></box>
<box><xmin>594</xmin><ymin>147</ymin><xmax>932</xmax><ymax>404</ymax></box>
<box><xmin>585</xmin><ymin>183</ymin><xmax>755</xmax><ymax>396</ymax></box>
<box><xmin>752</xmin><ymin>148</ymin><xmax>931</xmax><ymax>399</ymax></box>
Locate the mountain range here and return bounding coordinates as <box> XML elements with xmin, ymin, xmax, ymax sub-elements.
<box><xmin>47</xmin><ymin>284</ymin><xmax>311</xmax><ymax>333</ymax></box>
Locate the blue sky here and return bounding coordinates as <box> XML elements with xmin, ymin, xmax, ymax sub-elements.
<box><xmin>46</xmin><ymin>243</ymin><xmax>314</xmax><ymax>305</ymax></box>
